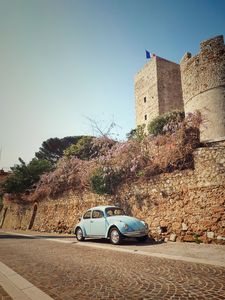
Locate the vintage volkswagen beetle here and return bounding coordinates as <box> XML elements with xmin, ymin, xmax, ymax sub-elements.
<box><xmin>74</xmin><ymin>205</ymin><xmax>149</xmax><ymax>245</ymax></box>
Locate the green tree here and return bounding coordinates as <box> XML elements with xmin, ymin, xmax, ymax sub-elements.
<box><xmin>147</xmin><ymin>111</ymin><xmax>185</xmax><ymax>136</ymax></box>
<box><xmin>64</xmin><ymin>136</ymin><xmax>94</xmax><ymax>160</ymax></box>
<box><xmin>64</xmin><ymin>136</ymin><xmax>116</xmax><ymax>160</ymax></box>
<box><xmin>35</xmin><ymin>136</ymin><xmax>83</xmax><ymax>164</ymax></box>
<box><xmin>1</xmin><ymin>158</ymin><xmax>52</xmax><ymax>194</ymax></box>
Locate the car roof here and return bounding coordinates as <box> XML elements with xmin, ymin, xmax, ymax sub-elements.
<box><xmin>87</xmin><ymin>205</ymin><xmax>120</xmax><ymax>211</ymax></box>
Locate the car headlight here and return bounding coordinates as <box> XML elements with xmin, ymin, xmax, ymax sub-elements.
<box><xmin>142</xmin><ymin>221</ymin><xmax>148</xmax><ymax>229</ymax></box>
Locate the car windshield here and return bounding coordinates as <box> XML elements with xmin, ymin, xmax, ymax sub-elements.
<box><xmin>105</xmin><ymin>207</ymin><xmax>126</xmax><ymax>217</ymax></box>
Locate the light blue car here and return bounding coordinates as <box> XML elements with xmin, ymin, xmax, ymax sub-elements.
<box><xmin>74</xmin><ymin>205</ymin><xmax>149</xmax><ymax>245</ymax></box>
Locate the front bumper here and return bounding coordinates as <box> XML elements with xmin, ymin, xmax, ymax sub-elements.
<box><xmin>122</xmin><ymin>229</ymin><xmax>149</xmax><ymax>237</ymax></box>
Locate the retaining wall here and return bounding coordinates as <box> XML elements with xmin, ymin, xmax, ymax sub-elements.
<box><xmin>1</xmin><ymin>143</ymin><xmax>225</xmax><ymax>243</ymax></box>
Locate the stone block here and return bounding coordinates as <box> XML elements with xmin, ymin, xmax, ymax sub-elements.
<box><xmin>160</xmin><ymin>220</ymin><xmax>168</xmax><ymax>227</ymax></box>
<box><xmin>182</xmin><ymin>235</ymin><xmax>195</xmax><ymax>242</ymax></box>
<box><xmin>181</xmin><ymin>223</ymin><xmax>188</xmax><ymax>231</ymax></box>
<box><xmin>206</xmin><ymin>231</ymin><xmax>215</xmax><ymax>239</ymax></box>
<box><xmin>169</xmin><ymin>233</ymin><xmax>177</xmax><ymax>242</ymax></box>
<box><xmin>217</xmin><ymin>235</ymin><xmax>225</xmax><ymax>241</ymax></box>
<box><xmin>211</xmin><ymin>207</ymin><xmax>224</xmax><ymax>214</ymax></box>
<box><xmin>172</xmin><ymin>222</ymin><xmax>181</xmax><ymax>231</ymax></box>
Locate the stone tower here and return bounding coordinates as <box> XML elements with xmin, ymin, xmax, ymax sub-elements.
<box><xmin>180</xmin><ymin>35</ymin><xmax>225</xmax><ymax>141</ymax></box>
<box><xmin>135</xmin><ymin>56</ymin><xmax>183</xmax><ymax>129</ymax></box>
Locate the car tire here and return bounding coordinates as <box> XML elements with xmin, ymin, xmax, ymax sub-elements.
<box><xmin>109</xmin><ymin>227</ymin><xmax>122</xmax><ymax>245</ymax></box>
<box><xmin>137</xmin><ymin>235</ymin><xmax>148</xmax><ymax>242</ymax></box>
<box><xmin>76</xmin><ymin>228</ymin><xmax>85</xmax><ymax>241</ymax></box>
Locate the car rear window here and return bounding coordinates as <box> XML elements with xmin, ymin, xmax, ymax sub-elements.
<box><xmin>105</xmin><ymin>207</ymin><xmax>125</xmax><ymax>217</ymax></box>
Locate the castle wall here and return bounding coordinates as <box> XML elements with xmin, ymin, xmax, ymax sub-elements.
<box><xmin>1</xmin><ymin>143</ymin><xmax>225</xmax><ymax>243</ymax></box>
<box><xmin>180</xmin><ymin>35</ymin><xmax>225</xmax><ymax>141</ymax></box>
<box><xmin>156</xmin><ymin>57</ymin><xmax>183</xmax><ymax>114</ymax></box>
<box><xmin>185</xmin><ymin>87</ymin><xmax>225</xmax><ymax>141</ymax></box>
<box><xmin>135</xmin><ymin>58</ymin><xmax>158</xmax><ymax>127</ymax></box>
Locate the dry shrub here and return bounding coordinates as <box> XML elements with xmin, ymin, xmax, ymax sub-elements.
<box><xmin>104</xmin><ymin>111</ymin><xmax>201</xmax><ymax>179</ymax></box>
<box><xmin>31</xmin><ymin>111</ymin><xmax>202</xmax><ymax>199</ymax></box>
<box><xmin>98</xmin><ymin>139</ymin><xmax>148</xmax><ymax>178</ymax></box>
<box><xmin>31</xmin><ymin>157</ymin><xmax>98</xmax><ymax>201</ymax></box>
<box><xmin>144</xmin><ymin>111</ymin><xmax>201</xmax><ymax>176</ymax></box>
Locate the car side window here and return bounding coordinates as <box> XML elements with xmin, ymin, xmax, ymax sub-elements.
<box><xmin>83</xmin><ymin>211</ymin><xmax>91</xmax><ymax>219</ymax></box>
<box><xmin>106</xmin><ymin>209</ymin><xmax>113</xmax><ymax>216</ymax></box>
<box><xmin>92</xmin><ymin>210</ymin><xmax>104</xmax><ymax>219</ymax></box>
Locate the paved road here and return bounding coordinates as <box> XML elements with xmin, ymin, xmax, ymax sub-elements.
<box><xmin>0</xmin><ymin>232</ymin><xmax>225</xmax><ymax>300</ymax></box>
<box><xmin>0</xmin><ymin>285</ymin><xmax>13</xmax><ymax>300</ymax></box>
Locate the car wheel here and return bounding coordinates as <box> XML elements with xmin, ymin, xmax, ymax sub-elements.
<box><xmin>76</xmin><ymin>228</ymin><xmax>85</xmax><ymax>241</ymax></box>
<box><xmin>137</xmin><ymin>235</ymin><xmax>148</xmax><ymax>242</ymax></box>
<box><xmin>109</xmin><ymin>227</ymin><xmax>122</xmax><ymax>245</ymax></box>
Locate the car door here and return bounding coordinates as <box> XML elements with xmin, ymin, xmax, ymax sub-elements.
<box><xmin>82</xmin><ymin>210</ymin><xmax>92</xmax><ymax>236</ymax></box>
<box><xmin>90</xmin><ymin>210</ymin><xmax>106</xmax><ymax>236</ymax></box>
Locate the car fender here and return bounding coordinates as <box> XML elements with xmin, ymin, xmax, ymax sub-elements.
<box><xmin>105</xmin><ymin>221</ymin><xmax>125</xmax><ymax>238</ymax></box>
<box><xmin>74</xmin><ymin>223</ymin><xmax>87</xmax><ymax>237</ymax></box>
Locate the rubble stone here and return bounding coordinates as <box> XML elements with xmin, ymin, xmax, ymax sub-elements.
<box><xmin>169</xmin><ymin>233</ymin><xmax>177</xmax><ymax>242</ymax></box>
<box><xmin>207</xmin><ymin>231</ymin><xmax>215</xmax><ymax>239</ymax></box>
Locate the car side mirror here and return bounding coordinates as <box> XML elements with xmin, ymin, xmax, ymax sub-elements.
<box><xmin>78</xmin><ymin>217</ymin><xmax>81</xmax><ymax>222</ymax></box>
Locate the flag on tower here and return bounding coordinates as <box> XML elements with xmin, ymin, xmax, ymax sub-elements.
<box><xmin>145</xmin><ymin>50</ymin><xmax>150</xmax><ymax>59</ymax></box>
<box><xmin>145</xmin><ymin>50</ymin><xmax>156</xmax><ymax>59</ymax></box>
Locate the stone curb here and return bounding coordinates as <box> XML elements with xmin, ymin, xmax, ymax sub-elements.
<box><xmin>0</xmin><ymin>261</ymin><xmax>54</xmax><ymax>300</ymax></box>
<box><xmin>3</xmin><ymin>231</ymin><xmax>225</xmax><ymax>268</ymax></box>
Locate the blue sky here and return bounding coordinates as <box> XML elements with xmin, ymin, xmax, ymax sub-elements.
<box><xmin>0</xmin><ymin>0</ymin><xmax>225</xmax><ymax>169</ymax></box>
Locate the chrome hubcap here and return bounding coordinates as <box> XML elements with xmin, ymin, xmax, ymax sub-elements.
<box><xmin>111</xmin><ymin>230</ymin><xmax>119</xmax><ymax>244</ymax></box>
<box><xmin>77</xmin><ymin>229</ymin><xmax>83</xmax><ymax>240</ymax></box>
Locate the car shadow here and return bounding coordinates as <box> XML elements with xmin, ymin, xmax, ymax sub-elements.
<box><xmin>0</xmin><ymin>233</ymin><xmax>74</xmax><ymax>240</ymax></box>
<box><xmin>0</xmin><ymin>232</ymin><xmax>164</xmax><ymax>247</ymax></box>
<box><xmin>83</xmin><ymin>237</ymin><xmax>165</xmax><ymax>247</ymax></box>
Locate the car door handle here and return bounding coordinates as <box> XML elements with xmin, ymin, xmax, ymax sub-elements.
<box><xmin>90</xmin><ymin>221</ymin><xmax>94</xmax><ymax>223</ymax></box>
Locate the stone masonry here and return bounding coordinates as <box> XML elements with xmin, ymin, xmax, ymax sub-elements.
<box><xmin>135</xmin><ymin>56</ymin><xmax>183</xmax><ymax>129</ymax></box>
<box><xmin>181</xmin><ymin>35</ymin><xmax>225</xmax><ymax>141</ymax></box>
<box><xmin>135</xmin><ymin>35</ymin><xmax>225</xmax><ymax>141</ymax></box>
<box><xmin>1</xmin><ymin>142</ymin><xmax>225</xmax><ymax>244</ymax></box>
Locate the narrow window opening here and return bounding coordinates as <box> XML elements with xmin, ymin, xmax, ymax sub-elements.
<box><xmin>144</xmin><ymin>97</ymin><xmax>146</xmax><ymax>103</ymax></box>
<box><xmin>144</xmin><ymin>114</ymin><xmax>147</xmax><ymax>121</ymax></box>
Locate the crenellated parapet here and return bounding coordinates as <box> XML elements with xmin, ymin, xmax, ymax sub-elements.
<box><xmin>180</xmin><ymin>35</ymin><xmax>225</xmax><ymax>103</ymax></box>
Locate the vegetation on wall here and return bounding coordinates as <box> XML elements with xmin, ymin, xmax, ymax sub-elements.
<box><xmin>29</xmin><ymin>111</ymin><xmax>201</xmax><ymax>199</ymax></box>
<box><xmin>64</xmin><ymin>136</ymin><xmax>94</xmax><ymax>159</ymax></box>
<box><xmin>147</xmin><ymin>111</ymin><xmax>185</xmax><ymax>136</ymax></box>
<box><xmin>90</xmin><ymin>167</ymin><xmax>121</xmax><ymax>195</ymax></box>
<box><xmin>64</xmin><ymin>136</ymin><xmax>116</xmax><ymax>160</ymax></box>
<box><xmin>126</xmin><ymin>124</ymin><xmax>146</xmax><ymax>141</ymax></box>
<box><xmin>1</xmin><ymin>158</ymin><xmax>52</xmax><ymax>194</ymax></box>
<box><xmin>1</xmin><ymin>112</ymin><xmax>201</xmax><ymax>199</ymax></box>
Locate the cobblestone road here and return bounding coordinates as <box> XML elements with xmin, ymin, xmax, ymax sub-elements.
<box><xmin>0</xmin><ymin>233</ymin><xmax>225</xmax><ymax>300</ymax></box>
<box><xmin>0</xmin><ymin>286</ymin><xmax>13</xmax><ymax>300</ymax></box>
